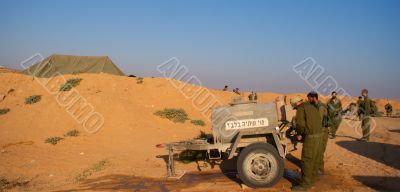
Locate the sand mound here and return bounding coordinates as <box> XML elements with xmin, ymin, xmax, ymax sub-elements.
<box><xmin>0</xmin><ymin>72</ymin><xmax>399</xmax><ymax>191</ymax></box>
<box><xmin>0</xmin><ymin>66</ymin><xmax>20</xmax><ymax>74</ymax></box>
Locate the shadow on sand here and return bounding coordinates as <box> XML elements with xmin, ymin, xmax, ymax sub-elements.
<box><xmin>55</xmin><ymin>155</ymin><xmax>298</xmax><ymax>191</ymax></box>
<box><xmin>336</xmin><ymin>141</ymin><xmax>400</xmax><ymax>170</ymax></box>
<box><xmin>54</xmin><ymin>171</ymin><xmax>238</xmax><ymax>192</ymax></box>
<box><xmin>353</xmin><ymin>176</ymin><xmax>400</xmax><ymax>191</ymax></box>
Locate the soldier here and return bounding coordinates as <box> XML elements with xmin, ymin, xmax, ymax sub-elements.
<box><xmin>327</xmin><ymin>91</ymin><xmax>342</xmax><ymax>139</ymax></box>
<box><xmin>358</xmin><ymin>89</ymin><xmax>375</xmax><ymax>141</ymax></box>
<box><xmin>385</xmin><ymin>102</ymin><xmax>393</xmax><ymax>117</ymax></box>
<box><xmin>248</xmin><ymin>91</ymin><xmax>254</xmax><ymax>101</ymax></box>
<box><xmin>222</xmin><ymin>85</ymin><xmax>228</xmax><ymax>91</ymax></box>
<box><xmin>307</xmin><ymin>91</ymin><xmax>329</xmax><ymax>176</ymax></box>
<box><xmin>254</xmin><ymin>93</ymin><xmax>258</xmax><ymax>101</ymax></box>
<box><xmin>290</xmin><ymin>96</ymin><xmax>323</xmax><ymax>191</ymax></box>
<box><xmin>233</xmin><ymin>88</ymin><xmax>241</xmax><ymax>95</ymax></box>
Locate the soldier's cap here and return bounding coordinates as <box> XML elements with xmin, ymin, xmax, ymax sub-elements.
<box><xmin>290</xmin><ymin>96</ymin><xmax>303</xmax><ymax>106</ymax></box>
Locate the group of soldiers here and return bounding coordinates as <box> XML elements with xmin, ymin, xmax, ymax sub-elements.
<box><xmin>248</xmin><ymin>91</ymin><xmax>258</xmax><ymax>101</ymax></box>
<box><xmin>222</xmin><ymin>85</ymin><xmax>259</xmax><ymax>101</ymax></box>
<box><xmin>289</xmin><ymin>89</ymin><xmax>375</xmax><ymax>191</ymax></box>
<box><xmin>224</xmin><ymin>86</ymin><xmax>242</xmax><ymax>95</ymax></box>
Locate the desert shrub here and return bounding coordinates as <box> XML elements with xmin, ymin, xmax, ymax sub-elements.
<box><xmin>196</xmin><ymin>131</ymin><xmax>208</xmax><ymax>139</ymax></box>
<box><xmin>74</xmin><ymin>160</ymin><xmax>110</xmax><ymax>183</ymax></box>
<box><xmin>44</xmin><ymin>137</ymin><xmax>63</xmax><ymax>145</ymax></box>
<box><xmin>191</xmin><ymin>119</ymin><xmax>206</xmax><ymax>126</ymax></box>
<box><xmin>0</xmin><ymin>178</ymin><xmax>29</xmax><ymax>190</ymax></box>
<box><xmin>0</xmin><ymin>108</ymin><xmax>10</xmax><ymax>115</ymax></box>
<box><xmin>136</xmin><ymin>77</ymin><xmax>144</xmax><ymax>84</ymax></box>
<box><xmin>64</xmin><ymin>129</ymin><xmax>79</xmax><ymax>137</ymax></box>
<box><xmin>59</xmin><ymin>78</ymin><xmax>82</xmax><ymax>91</ymax></box>
<box><xmin>154</xmin><ymin>108</ymin><xmax>188</xmax><ymax>123</ymax></box>
<box><xmin>25</xmin><ymin>95</ymin><xmax>41</xmax><ymax>104</ymax></box>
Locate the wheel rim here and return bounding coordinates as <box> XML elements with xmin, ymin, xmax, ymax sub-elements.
<box><xmin>243</xmin><ymin>152</ymin><xmax>278</xmax><ymax>182</ymax></box>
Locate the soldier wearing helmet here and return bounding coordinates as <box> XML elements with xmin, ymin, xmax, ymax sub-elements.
<box><xmin>327</xmin><ymin>91</ymin><xmax>342</xmax><ymax>139</ymax></box>
<box><xmin>357</xmin><ymin>89</ymin><xmax>375</xmax><ymax>141</ymax></box>
<box><xmin>385</xmin><ymin>101</ymin><xmax>393</xmax><ymax>117</ymax></box>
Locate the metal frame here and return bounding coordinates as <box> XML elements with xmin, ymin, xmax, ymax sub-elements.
<box><xmin>164</xmin><ymin>125</ymin><xmax>287</xmax><ymax>178</ymax></box>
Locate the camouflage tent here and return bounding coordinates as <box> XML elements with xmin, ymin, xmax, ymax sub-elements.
<box><xmin>23</xmin><ymin>54</ymin><xmax>125</xmax><ymax>77</ymax></box>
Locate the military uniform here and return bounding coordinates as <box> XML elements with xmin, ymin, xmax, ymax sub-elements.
<box><xmin>327</xmin><ymin>98</ymin><xmax>342</xmax><ymax>137</ymax></box>
<box><xmin>295</xmin><ymin>102</ymin><xmax>323</xmax><ymax>189</ymax></box>
<box><xmin>358</xmin><ymin>97</ymin><xmax>374</xmax><ymax>141</ymax></box>
<box><xmin>314</xmin><ymin>101</ymin><xmax>329</xmax><ymax>174</ymax></box>
<box><xmin>357</xmin><ymin>98</ymin><xmax>363</xmax><ymax>119</ymax></box>
<box><xmin>385</xmin><ymin>103</ymin><xmax>393</xmax><ymax>117</ymax></box>
<box><xmin>248</xmin><ymin>92</ymin><xmax>254</xmax><ymax>101</ymax></box>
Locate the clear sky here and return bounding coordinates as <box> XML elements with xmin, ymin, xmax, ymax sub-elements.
<box><xmin>1</xmin><ymin>0</ymin><xmax>399</xmax><ymax>99</ymax></box>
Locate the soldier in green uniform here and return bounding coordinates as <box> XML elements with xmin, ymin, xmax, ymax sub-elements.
<box><xmin>357</xmin><ymin>96</ymin><xmax>363</xmax><ymax>107</ymax></box>
<box><xmin>307</xmin><ymin>91</ymin><xmax>329</xmax><ymax>176</ymax></box>
<box><xmin>356</xmin><ymin>96</ymin><xmax>363</xmax><ymax>120</ymax></box>
<box><xmin>248</xmin><ymin>91</ymin><xmax>254</xmax><ymax>101</ymax></box>
<box><xmin>290</xmin><ymin>96</ymin><xmax>323</xmax><ymax>191</ymax></box>
<box><xmin>385</xmin><ymin>102</ymin><xmax>393</xmax><ymax>117</ymax></box>
<box><xmin>358</xmin><ymin>89</ymin><xmax>375</xmax><ymax>141</ymax></box>
<box><xmin>327</xmin><ymin>91</ymin><xmax>342</xmax><ymax>139</ymax></box>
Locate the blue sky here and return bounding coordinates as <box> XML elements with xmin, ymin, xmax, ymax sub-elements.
<box><xmin>1</xmin><ymin>0</ymin><xmax>399</xmax><ymax>98</ymax></box>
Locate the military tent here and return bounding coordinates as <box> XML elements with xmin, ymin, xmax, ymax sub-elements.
<box><xmin>23</xmin><ymin>54</ymin><xmax>125</xmax><ymax>77</ymax></box>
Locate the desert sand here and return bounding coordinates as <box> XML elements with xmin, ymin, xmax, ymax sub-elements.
<box><xmin>0</xmin><ymin>71</ymin><xmax>399</xmax><ymax>191</ymax></box>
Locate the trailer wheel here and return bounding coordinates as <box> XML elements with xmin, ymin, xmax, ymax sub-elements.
<box><xmin>237</xmin><ymin>142</ymin><xmax>284</xmax><ymax>188</ymax></box>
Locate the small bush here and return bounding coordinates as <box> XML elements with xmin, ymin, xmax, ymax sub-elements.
<box><xmin>0</xmin><ymin>108</ymin><xmax>10</xmax><ymax>115</ymax></box>
<box><xmin>74</xmin><ymin>160</ymin><xmax>110</xmax><ymax>183</ymax></box>
<box><xmin>64</xmin><ymin>129</ymin><xmax>79</xmax><ymax>137</ymax></box>
<box><xmin>154</xmin><ymin>108</ymin><xmax>188</xmax><ymax>123</ymax></box>
<box><xmin>191</xmin><ymin>119</ymin><xmax>206</xmax><ymax>126</ymax></box>
<box><xmin>136</xmin><ymin>77</ymin><xmax>144</xmax><ymax>84</ymax></box>
<box><xmin>60</xmin><ymin>78</ymin><xmax>82</xmax><ymax>91</ymax></box>
<box><xmin>44</xmin><ymin>137</ymin><xmax>63</xmax><ymax>145</ymax></box>
<box><xmin>25</xmin><ymin>95</ymin><xmax>41</xmax><ymax>104</ymax></box>
<box><xmin>196</xmin><ymin>131</ymin><xmax>208</xmax><ymax>139</ymax></box>
<box><xmin>0</xmin><ymin>178</ymin><xmax>29</xmax><ymax>190</ymax></box>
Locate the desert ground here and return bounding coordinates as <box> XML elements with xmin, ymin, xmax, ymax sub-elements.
<box><xmin>0</xmin><ymin>70</ymin><xmax>399</xmax><ymax>191</ymax></box>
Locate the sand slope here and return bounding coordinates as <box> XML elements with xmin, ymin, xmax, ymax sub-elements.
<box><xmin>0</xmin><ymin>72</ymin><xmax>399</xmax><ymax>191</ymax></box>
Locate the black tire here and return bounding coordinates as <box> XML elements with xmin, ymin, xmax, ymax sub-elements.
<box><xmin>237</xmin><ymin>142</ymin><xmax>284</xmax><ymax>188</ymax></box>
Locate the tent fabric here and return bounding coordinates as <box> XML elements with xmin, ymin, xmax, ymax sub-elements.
<box><xmin>23</xmin><ymin>54</ymin><xmax>125</xmax><ymax>77</ymax></box>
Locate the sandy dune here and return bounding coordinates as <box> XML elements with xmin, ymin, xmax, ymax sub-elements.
<box><xmin>0</xmin><ymin>72</ymin><xmax>399</xmax><ymax>191</ymax></box>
